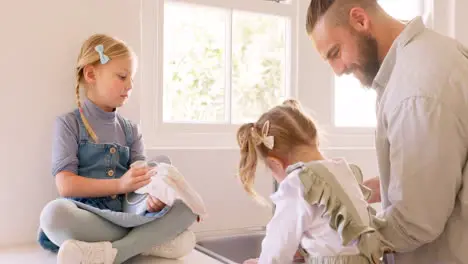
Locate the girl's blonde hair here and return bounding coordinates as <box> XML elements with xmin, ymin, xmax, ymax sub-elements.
<box><xmin>236</xmin><ymin>99</ymin><xmax>318</xmax><ymax>201</ymax></box>
<box><xmin>75</xmin><ymin>34</ymin><xmax>135</xmax><ymax>143</ymax></box>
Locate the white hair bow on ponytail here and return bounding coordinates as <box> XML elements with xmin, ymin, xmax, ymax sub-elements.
<box><xmin>252</xmin><ymin>120</ymin><xmax>275</xmax><ymax>150</ymax></box>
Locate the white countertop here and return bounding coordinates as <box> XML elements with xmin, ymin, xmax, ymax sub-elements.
<box><xmin>0</xmin><ymin>244</ymin><xmax>224</xmax><ymax>264</ymax></box>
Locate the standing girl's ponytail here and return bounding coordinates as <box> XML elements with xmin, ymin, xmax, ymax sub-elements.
<box><xmin>236</xmin><ymin>99</ymin><xmax>319</xmax><ymax>206</ymax></box>
<box><xmin>237</xmin><ymin>123</ymin><xmax>258</xmax><ymax>198</ymax></box>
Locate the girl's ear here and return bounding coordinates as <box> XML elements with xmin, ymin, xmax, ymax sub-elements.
<box><xmin>265</xmin><ymin>156</ymin><xmax>287</xmax><ymax>181</ymax></box>
<box><xmin>83</xmin><ymin>65</ymin><xmax>97</xmax><ymax>84</ymax></box>
<box><xmin>266</xmin><ymin>157</ymin><xmax>284</xmax><ymax>171</ymax></box>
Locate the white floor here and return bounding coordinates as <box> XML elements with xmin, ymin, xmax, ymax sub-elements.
<box><xmin>0</xmin><ymin>244</ymin><xmax>223</xmax><ymax>264</ymax></box>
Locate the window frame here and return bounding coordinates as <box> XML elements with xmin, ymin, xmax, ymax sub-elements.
<box><xmin>141</xmin><ymin>0</ymin><xmax>435</xmax><ymax>149</ymax></box>
<box><xmin>140</xmin><ymin>0</ymin><xmax>298</xmax><ymax>148</ymax></box>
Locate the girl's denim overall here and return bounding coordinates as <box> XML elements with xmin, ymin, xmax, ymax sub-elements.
<box><xmin>38</xmin><ymin>109</ymin><xmax>134</xmax><ymax>252</ymax></box>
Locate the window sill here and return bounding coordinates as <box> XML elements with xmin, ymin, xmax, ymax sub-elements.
<box><xmin>144</xmin><ymin>129</ymin><xmax>376</xmax><ymax>150</ymax></box>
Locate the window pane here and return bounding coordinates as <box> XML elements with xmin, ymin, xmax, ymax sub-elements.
<box><xmin>163</xmin><ymin>3</ymin><xmax>226</xmax><ymax>123</ymax></box>
<box><xmin>379</xmin><ymin>0</ymin><xmax>423</xmax><ymax>21</ymax></box>
<box><xmin>334</xmin><ymin>75</ymin><xmax>377</xmax><ymax>127</ymax></box>
<box><xmin>334</xmin><ymin>0</ymin><xmax>423</xmax><ymax>127</ymax></box>
<box><xmin>231</xmin><ymin>11</ymin><xmax>287</xmax><ymax>123</ymax></box>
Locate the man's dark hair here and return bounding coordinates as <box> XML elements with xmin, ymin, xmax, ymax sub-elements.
<box><xmin>306</xmin><ymin>0</ymin><xmax>377</xmax><ymax>34</ymax></box>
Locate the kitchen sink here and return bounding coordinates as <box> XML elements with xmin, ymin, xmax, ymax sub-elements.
<box><xmin>195</xmin><ymin>163</ymin><xmax>364</xmax><ymax>263</ymax></box>
<box><xmin>196</xmin><ymin>230</ymin><xmax>265</xmax><ymax>264</ymax></box>
<box><xmin>195</xmin><ymin>228</ymin><xmax>304</xmax><ymax>264</ymax></box>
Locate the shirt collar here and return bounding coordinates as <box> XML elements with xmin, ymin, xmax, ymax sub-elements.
<box><xmin>373</xmin><ymin>16</ymin><xmax>426</xmax><ymax>90</ymax></box>
<box><xmin>83</xmin><ymin>98</ymin><xmax>116</xmax><ymax>122</ymax></box>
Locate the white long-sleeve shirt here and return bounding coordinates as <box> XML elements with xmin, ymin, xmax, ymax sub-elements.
<box><xmin>258</xmin><ymin>159</ymin><xmax>369</xmax><ymax>264</ymax></box>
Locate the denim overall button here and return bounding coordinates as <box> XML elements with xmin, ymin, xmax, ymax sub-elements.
<box><xmin>107</xmin><ymin>170</ymin><xmax>114</xmax><ymax>177</ymax></box>
<box><xmin>110</xmin><ymin>147</ymin><xmax>116</xmax><ymax>154</ymax></box>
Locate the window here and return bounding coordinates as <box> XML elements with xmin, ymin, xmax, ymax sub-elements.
<box><xmin>163</xmin><ymin>1</ymin><xmax>291</xmax><ymax>124</ymax></box>
<box><xmin>140</xmin><ymin>0</ymin><xmax>297</xmax><ymax>148</ymax></box>
<box><xmin>141</xmin><ymin>0</ymin><xmax>431</xmax><ymax>148</ymax></box>
<box><xmin>334</xmin><ymin>0</ymin><xmax>426</xmax><ymax>127</ymax></box>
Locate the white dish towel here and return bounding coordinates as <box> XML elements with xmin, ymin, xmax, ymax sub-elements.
<box><xmin>132</xmin><ymin>161</ymin><xmax>208</xmax><ymax>220</ymax></box>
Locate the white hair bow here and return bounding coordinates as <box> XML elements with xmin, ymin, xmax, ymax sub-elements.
<box><xmin>252</xmin><ymin>120</ymin><xmax>274</xmax><ymax>150</ymax></box>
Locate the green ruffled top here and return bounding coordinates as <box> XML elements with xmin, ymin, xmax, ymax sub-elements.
<box><xmin>286</xmin><ymin>162</ymin><xmax>394</xmax><ymax>264</ymax></box>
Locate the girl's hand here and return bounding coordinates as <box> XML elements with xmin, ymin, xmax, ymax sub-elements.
<box><xmin>118</xmin><ymin>167</ymin><xmax>152</xmax><ymax>193</ymax></box>
<box><xmin>294</xmin><ymin>250</ymin><xmax>305</xmax><ymax>263</ymax></box>
<box><xmin>243</xmin><ymin>259</ymin><xmax>258</xmax><ymax>264</ymax></box>
<box><xmin>362</xmin><ymin>176</ymin><xmax>381</xmax><ymax>203</ymax></box>
<box><xmin>147</xmin><ymin>195</ymin><xmax>166</xmax><ymax>212</ymax></box>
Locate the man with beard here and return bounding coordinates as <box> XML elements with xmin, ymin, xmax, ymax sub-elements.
<box><xmin>307</xmin><ymin>0</ymin><xmax>468</xmax><ymax>263</ymax></box>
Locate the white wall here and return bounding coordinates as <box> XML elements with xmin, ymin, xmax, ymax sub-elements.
<box><xmin>455</xmin><ymin>0</ymin><xmax>468</xmax><ymax>46</ymax></box>
<box><xmin>0</xmin><ymin>0</ymin><xmax>465</xmax><ymax>248</ymax></box>
<box><xmin>0</xmin><ymin>0</ymin><xmax>141</xmax><ymax>247</ymax></box>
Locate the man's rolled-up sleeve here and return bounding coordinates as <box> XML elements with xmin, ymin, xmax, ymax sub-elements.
<box><xmin>378</xmin><ymin>96</ymin><xmax>465</xmax><ymax>252</ymax></box>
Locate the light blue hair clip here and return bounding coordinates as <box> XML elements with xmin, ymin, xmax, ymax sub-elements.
<box><xmin>95</xmin><ymin>44</ymin><xmax>110</xmax><ymax>64</ymax></box>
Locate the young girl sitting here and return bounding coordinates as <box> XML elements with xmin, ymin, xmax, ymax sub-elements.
<box><xmin>38</xmin><ymin>34</ymin><xmax>197</xmax><ymax>264</ymax></box>
<box><xmin>237</xmin><ymin>99</ymin><xmax>393</xmax><ymax>264</ymax></box>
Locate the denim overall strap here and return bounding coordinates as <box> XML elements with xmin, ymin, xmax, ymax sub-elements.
<box><xmin>73</xmin><ymin>109</ymin><xmax>90</xmax><ymax>142</ymax></box>
<box><xmin>117</xmin><ymin>115</ymin><xmax>133</xmax><ymax>148</ymax></box>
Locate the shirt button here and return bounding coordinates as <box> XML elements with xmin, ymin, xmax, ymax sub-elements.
<box><xmin>111</xmin><ymin>195</ymin><xmax>117</xmax><ymax>199</ymax></box>
<box><xmin>107</xmin><ymin>170</ymin><xmax>114</xmax><ymax>177</ymax></box>
<box><xmin>110</xmin><ymin>147</ymin><xmax>116</xmax><ymax>154</ymax></box>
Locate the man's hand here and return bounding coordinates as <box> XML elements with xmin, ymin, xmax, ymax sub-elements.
<box><xmin>363</xmin><ymin>177</ymin><xmax>381</xmax><ymax>203</ymax></box>
<box><xmin>147</xmin><ymin>195</ymin><xmax>166</xmax><ymax>212</ymax></box>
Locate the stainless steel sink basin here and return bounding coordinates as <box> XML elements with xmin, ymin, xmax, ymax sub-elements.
<box><xmin>196</xmin><ymin>230</ymin><xmax>265</xmax><ymax>264</ymax></box>
<box><xmin>195</xmin><ymin>228</ymin><xmax>304</xmax><ymax>264</ymax></box>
